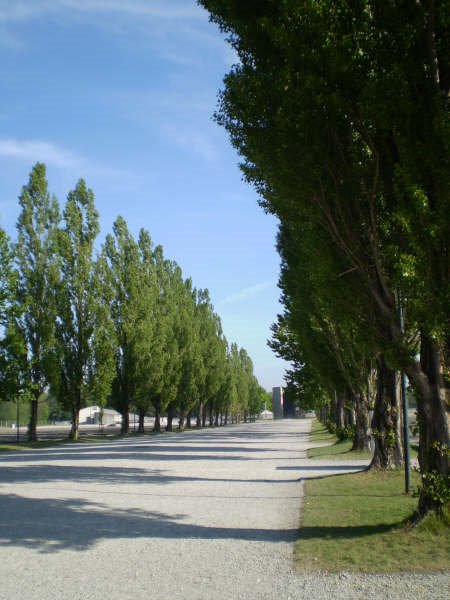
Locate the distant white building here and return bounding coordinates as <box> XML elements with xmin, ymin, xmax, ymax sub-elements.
<box><xmin>79</xmin><ymin>406</ymin><xmax>122</xmax><ymax>426</ymax></box>
<box><xmin>272</xmin><ymin>387</ymin><xmax>284</xmax><ymax>419</ymax></box>
<box><xmin>259</xmin><ymin>409</ymin><xmax>274</xmax><ymax>420</ymax></box>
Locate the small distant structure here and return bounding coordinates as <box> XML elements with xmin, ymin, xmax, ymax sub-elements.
<box><xmin>272</xmin><ymin>387</ymin><xmax>284</xmax><ymax>419</ymax></box>
<box><xmin>259</xmin><ymin>409</ymin><xmax>274</xmax><ymax>420</ymax></box>
<box><xmin>79</xmin><ymin>406</ymin><xmax>122</xmax><ymax>426</ymax></box>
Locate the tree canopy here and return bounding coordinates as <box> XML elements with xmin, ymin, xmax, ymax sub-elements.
<box><xmin>199</xmin><ymin>0</ymin><xmax>449</xmax><ymax>515</ymax></box>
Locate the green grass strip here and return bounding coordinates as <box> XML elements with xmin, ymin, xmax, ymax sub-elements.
<box><xmin>307</xmin><ymin>420</ymin><xmax>371</xmax><ymax>460</ymax></box>
<box><xmin>296</xmin><ymin>468</ymin><xmax>450</xmax><ymax>572</ymax></box>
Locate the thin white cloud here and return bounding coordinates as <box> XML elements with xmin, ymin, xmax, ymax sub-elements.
<box><xmin>220</xmin><ymin>282</ymin><xmax>274</xmax><ymax>306</ymax></box>
<box><xmin>61</xmin><ymin>0</ymin><xmax>202</xmax><ymax>19</ymax></box>
<box><xmin>0</xmin><ymin>0</ymin><xmax>231</xmax><ymax>68</ymax></box>
<box><xmin>173</xmin><ymin>130</ymin><xmax>218</xmax><ymax>162</ymax></box>
<box><xmin>0</xmin><ymin>138</ymin><xmax>82</xmax><ymax>169</ymax></box>
<box><xmin>0</xmin><ymin>0</ymin><xmax>203</xmax><ymax>23</ymax></box>
<box><xmin>0</xmin><ymin>138</ymin><xmax>135</xmax><ymax>185</ymax></box>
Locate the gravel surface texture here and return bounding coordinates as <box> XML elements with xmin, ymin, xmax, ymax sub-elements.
<box><xmin>0</xmin><ymin>419</ymin><xmax>447</xmax><ymax>599</ymax></box>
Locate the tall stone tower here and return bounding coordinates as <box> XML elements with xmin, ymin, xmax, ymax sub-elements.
<box><xmin>272</xmin><ymin>386</ymin><xmax>284</xmax><ymax>419</ymax></box>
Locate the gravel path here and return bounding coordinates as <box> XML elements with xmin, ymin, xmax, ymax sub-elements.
<box><xmin>0</xmin><ymin>419</ymin><xmax>447</xmax><ymax>600</ymax></box>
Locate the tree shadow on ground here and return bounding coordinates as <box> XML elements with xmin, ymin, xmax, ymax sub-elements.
<box><xmin>0</xmin><ymin>494</ymin><xmax>298</xmax><ymax>553</ymax></box>
<box><xmin>277</xmin><ymin>465</ymin><xmax>365</xmax><ymax>471</ymax></box>
<box><xmin>297</xmin><ymin>522</ymin><xmax>397</xmax><ymax>541</ymax></box>
<box><xmin>0</xmin><ymin>464</ymin><xmax>300</xmax><ymax>486</ymax></box>
<box><xmin>0</xmin><ymin>449</ymin><xmax>258</xmax><ymax>464</ymax></box>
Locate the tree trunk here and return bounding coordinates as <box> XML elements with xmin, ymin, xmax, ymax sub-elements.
<box><xmin>186</xmin><ymin>412</ymin><xmax>192</xmax><ymax>429</ymax></box>
<box><xmin>209</xmin><ymin>404</ymin><xmax>214</xmax><ymax>426</ymax></box>
<box><xmin>196</xmin><ymin>402</ymin><xmax>203</xmax><ymax>428</ymax></box>
<box><xmin>70</xmin><ymin>405</ymin><xmax>80</xmax><ymax>441</ymax></box>
<box><xmin>138</xmin><ymin>409</ymin><xmax>145</xmax><ymax>433</ymax></box>
<box><xmin>166</xmin><ymin>403</ymin><xmax>174</xmax><ymax>432</ymax></box>
<box><xmin>121</xmin><ymin>405</ymin><xmax>130</xmax><ymax>435</ymax></box>
<box><xmin>214</xmin><ymin>412</ymin><xmax>219</xmax><ymax>427</ymax></box>
<box><xmin>370</xmin><ymin>355</ymin><xmax>403</xmax><ymax>469</ymax></box>
<box><xmin>352</xmin><ymin>388</ymin><xmax>371</xmax><ymax>451</ymax></box>
<box><xmin>202</xmin><ymin>402</ymin><xmax>207</xmax><ymax>428</ymax></box>
<box><xmin>153</xmin><ymin>400</ymin><xmax>161</xmax><ymax>433</ymax></box>
<box><xmin>179</xmin><ymin>414</ymin><xmax>186</xmax><ymax>432</ymax></box>
<box><xmin>27</xmin><ymin>393</ymin><xmax>39</xmax><ymax>442</ymax></box>
<box><xmin>344</xmin><ymin>403</ymin><xmax>355</xmax><ymax>427</ymax></box>
<box><xmin>329</xmin><ymin>391</ymin><xmax>338</xmax><ymax>428</ymax></box>
<box><xmin>408</xmin><ymin>334</ymin><xmax>449</xmax><ymax>515</ymax></box>
<box><xmin>335</xmin><ymin>391</ymin><xmax>345</xmax><ymax>430</ymax></box>
<box><xmin>224</xmin><ymin>411</ymin><xmax>228</xmax><ymax>425</ymax></box>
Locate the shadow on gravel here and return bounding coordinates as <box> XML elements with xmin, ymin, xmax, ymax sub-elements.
<box><xmin>0</xmin><ymin>441</ymin><xmax>304</xmax><ymax>464</ymax></box>
<box><xmin>0</xmin><ymin>464</ymin><xmax>298</xmax><ymax>486</ymax></box>
<box><xmin>0</xmin><ymin>494</ymin><xmax>299</xmax><ymax>553</ymax></box>
<box><xmin>277</xmin><ymin>465</ymin><xmax>365</xmax><ymax>471</ymax></box>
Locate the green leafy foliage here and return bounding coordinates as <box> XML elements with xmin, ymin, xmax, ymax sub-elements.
<box><xmin>14</xmin><ymin>163</ymin><xmax>60</xmax><ymax>440</ymax></box>
<box><xmin>200</xmin><ymin>0</ymin><xmax>450</xmax><ymax>514</ymax></box>
<box><xmin>1</xmin><ymin>164</ymin><xmax>265</xmax><ymax>439</ymax></box>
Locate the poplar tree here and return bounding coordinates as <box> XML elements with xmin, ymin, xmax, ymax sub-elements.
<box><xmin>55</xmin><ymin>179</ymin><xmax>114</xmax><ymax>440</ymax></box>
<box><xmin>175</xmin><ymin>281</ymin><xmax>203</xmax><ymax>431</ymax></box>
<box><xmin>104</xmin><ymin>217</ymin><xmax>148</xmax><ymax>434</ymax></box>
<box><xmin>15</xmin><ymin>163</ymin><xmax>60</xmax><ymax>441</ymax></box>
<box><xmin>133</xmin><ymin>230</ymin><xmax>166</xmax><ymax>432</ymax></box>
<box><xmin>163</xmin><ymin>263</ymin><xmax>186</xmax><ymax>432</ymax></box>
<box><xmin>146</xmin><ymin>244</ymin><xmax>174</xmax><ymax>433</ymax></box>
<box><xmin>196</xmin><ymin>290</ymin><xmax>227</xmax><ymax>428</ymax></box>
<box><xmin>0</xmin><ymin>227</ymin><xmax>25</xmax><ymax>404</ymax></box>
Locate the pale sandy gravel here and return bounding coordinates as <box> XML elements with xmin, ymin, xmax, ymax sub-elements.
<box><xmin>0</xmin><ymin>419</ymin><xmax>447</xmax><ymax>600</ymax></box>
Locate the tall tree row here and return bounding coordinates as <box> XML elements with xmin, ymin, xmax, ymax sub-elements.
<box><xmin>0</xmin><ymin>163</ymin><xmax>265</xmax><ymax>438</ymax></box>
<box><xmin>199</xmin><ymin>0</ymin><xmax>449</xmax><ymax>516</ymax></box>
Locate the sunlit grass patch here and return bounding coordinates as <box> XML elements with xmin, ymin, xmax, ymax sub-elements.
<box><xmin>307</xmin><ymin>419</ymin><xmax>371</xmax><ymax>460</ymax></box>
<box><xmin>296</xmin><ymin>468</ymin><xmax>450</xmax><ymax>572</ymax></box>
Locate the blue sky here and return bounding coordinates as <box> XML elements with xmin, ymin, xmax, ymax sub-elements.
<box><xmin>0</xmin><ymin>0</ymin><xmax>290</xmax><ymax>390</ymax></box>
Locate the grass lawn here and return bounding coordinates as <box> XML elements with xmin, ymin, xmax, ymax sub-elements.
<box><xmin>297</xmin><ymin>440</ymin><xmax>450</xmax><ymax>572</ymax></box>
<box><xmin>0</xmin><ymin>427</ymin><xmax>188</xmax><ymax>452</ymax></box>
<box><xmin>308</xmin><ymin>419</ymin><xmax>419</xmax><ymax>461</ymax></box>
<box><xmin>307</xmin><ymin>419</ymin><xmax>371</xmax><ymax>460</ymax></box>
<box><xmin>0</xmin><ymin>439</ymin><xmax>70</xmax><ymax>452</ymax></box>
<box><xmin>0</xmin><ymin>433</ymin><xmax>123</xmax><ymax>452</ymax></box>
<box><xmin>296</xmin><ymin>469</ymin><xmax>449</xmax><ymax>572</ymax></box>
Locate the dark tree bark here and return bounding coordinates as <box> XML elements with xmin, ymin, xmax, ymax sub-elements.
<box><xmin>138</xmin><ymin>408</ymin><xmax>145</xmax><ymax>433</ymax></box>
<box><xmin>121</xmin><ymin>405</ymin><xmax>130</xmax><ymax>435</ymax></box>
<box><xmin>411</xmin><ymin>334</ymin><xmax>449</xmax><ymax>515</ymax></box>
<box><xmin>351</xmin><ymin>388</ymin><xmax>371</xmax><ymax>452</ymax></box>
<box><xmin>153</xmin><ymin>398</ymin><xmax>161</xmax><ymax>433</ymax></box>
<box><xmin>370</xmin><ymin>356</ymin><xmax>403</xmax><ymax>469</ymax></box>
<box><xmin>202</xmin><ymin>402</ymin><xmax>207</xmax><ymax>428</ymax></box>
<box><xmin>27</xmin><ymin>395</ymin><xmax>39</xmax><ymax>442</ymax></box>
<box><xmin>69</xmin><ymin>402</ymin><xmax>80</xmax><ymax>441</ymax></box>
<box><xmin>196</xmin><ymin>401</ymin><xmax>203</xmax><ymax>428</ymax></box>
<box><xmin>335</xmin><ymin>391</ymin><xmax>345</xmax><ymax>430</ymax></box>
<box><xmin>178</xmin><ymin>414</ymin><xmax>186</xmax><ymax>431</ymax></box>
<box><xmin>166</xmin><ymin>403</ymin><xmax>174</xmax><ymax>432</ymax></box>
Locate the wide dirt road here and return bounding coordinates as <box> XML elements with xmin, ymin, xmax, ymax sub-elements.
<box><xmin>0</xmin><ymin>419</ymin><xmax>447</xmax><ymax>600</ymax></box>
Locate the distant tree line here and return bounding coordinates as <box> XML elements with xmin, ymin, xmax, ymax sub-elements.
<box><xmin>200</xmin><ymin>1</ymin><xmax>449</xmax><ymax>517</ymax></box>
<box><xmin>0</xmin><ymin>163</ymin><xmax>266</xmax><ymax>441</ymax></box>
